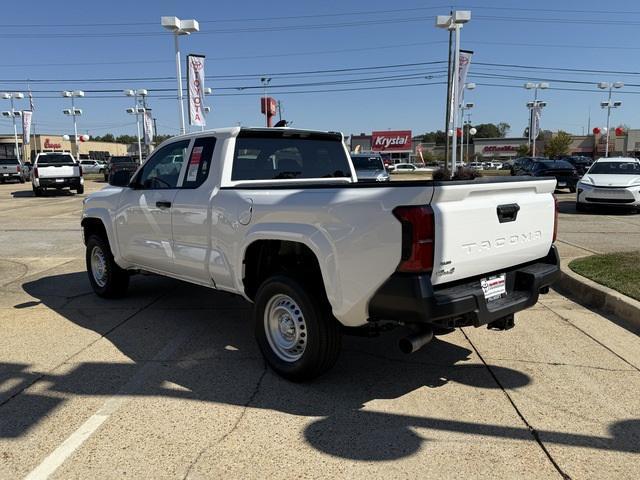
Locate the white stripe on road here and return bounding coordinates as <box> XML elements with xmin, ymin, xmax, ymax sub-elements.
<box><xmin>24</xmin><ymin>325</ymin><xmax>197</xmax><ymax>480</ymax></box>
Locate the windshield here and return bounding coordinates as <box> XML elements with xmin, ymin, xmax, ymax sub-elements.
<box><xmin>0</xmin><ymin>159</ymin><xmax>19</xmax><ymax>165</ymax></box>
<box><xmin>351</xmin><ymin>156</ymin><xmax>383</xmax><ymax>170</ymax></box>
<box><xmin>589</xmin><ymin>162</ymin><xmax>640</xmax><ymax>175</ymax></box>
<box><xmin>37</xmin><ymin>154</ymin><xmax>74</xmax><ymax>164</ymax></box>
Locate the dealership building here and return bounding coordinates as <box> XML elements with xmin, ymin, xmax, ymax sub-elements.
<box><xmin>0</xmin><ymin>134</ymin><xmax>136</xmax><ymax>162</ymax></box>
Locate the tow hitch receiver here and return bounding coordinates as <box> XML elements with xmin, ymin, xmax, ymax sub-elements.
<box><xmin>487</xmin><ymin>314</ymin><xmax>515</xmax><ymax>331</ymax></box>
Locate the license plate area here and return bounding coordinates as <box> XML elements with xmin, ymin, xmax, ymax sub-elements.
<box><xmin>481</xmin><ymin>273</ymin><xmax>507</xmax><ymax>302</ymax></box>
<box><xmin>557</xmin><ymin>182</ymin><xmax>566</xmax><ymax>187</ymax></box>
<box><xmin>55</xmin><ymin>178</ymin><xmax>65</xmax><ymax>183</ymax></box>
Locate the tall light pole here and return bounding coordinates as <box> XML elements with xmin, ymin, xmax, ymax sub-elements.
<box><xmin>1</xmin><ymin>92</ymin><xmax>24</xmax><ymax>162</ymax></box>
<box><xmin>261</xmin><ymin>77</ymin><xmax>272</xmax><ymax>127</ymax></box>
<box><xmin>161</xmin><ymin>16</ymin><xmax>199</xmax><ymax>135</ymax></box>
<box><xmin>124</xmin><ymin>89</ymin><xmax>148</xmax><ymax>164</ymax></box>
<box><xmin>524</xmin><ymin>82</ymin><xmax>549</xmax><ymax>156</ymax></box>
<box><xmin>598</xmin><ymin>81</ymin><xmax>623</xmax><ymax>157</ymax></box>
<box><xmin>62</xmin><ymin>90</ymin><xmax>84</xmax><ymax>157</ymax></box>
<box><xmin>460</xmin><ymin>103</ymin><xmax>474</xmax><ymax>162</ymax></box>
<box><xmin>436</xmin><ymin>10</ymin><xmax>471</xmax><ymax>176</ymax></box>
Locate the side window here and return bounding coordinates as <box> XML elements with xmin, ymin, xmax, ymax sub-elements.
<box><xmin>182</xmin><ymin>136</ymin><xmax>216</xmax><ymax>189</ymax></box>
<box><xmin>135</xmin><ymin>140</ymin><xmax>190</xmax><ymax>189</ymax></box>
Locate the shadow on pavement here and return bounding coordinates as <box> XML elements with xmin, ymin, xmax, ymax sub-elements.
<box><xmin>1</xmin><ymin>271</ymin><xmax>637</xmax><ymax>461</ymax></box>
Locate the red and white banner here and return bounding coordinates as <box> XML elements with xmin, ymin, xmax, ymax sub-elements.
<box><xmin>143</xmin><ymin>110</ymin><xmax>154</xmax><ymax>145</ymax></box>
<box><xmin>371</xmin><ymin>130</ymin><xmax>412</xmax><ymax>152</ymax></box>
<box><xmin>187</xmin><ymin>54</ymin><xmax>206</xmax><ymax>127</ymax></box>
<box><xmin>22</xmin><ymin>110</ymin><xmax>33</xmax><ymax>145</ymax></box>
<box><xmin>456</xmin><ymin>50</ymin><xmax>473</xmax><ymax>106</ymax></box>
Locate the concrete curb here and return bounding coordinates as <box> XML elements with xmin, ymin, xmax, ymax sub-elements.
<box><xmin>554</xmin><ymin>259</ymin><xmax>640</xmax><ymax>329</ymax></box>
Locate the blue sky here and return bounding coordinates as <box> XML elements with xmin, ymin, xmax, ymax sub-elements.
<box><xmin>1</xmin><ymin>0</ymin><xmax>639</xmax><ymax>139</ymax></box>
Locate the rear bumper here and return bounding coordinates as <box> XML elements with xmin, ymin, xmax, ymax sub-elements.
<box><xmin>35</xmin><ymin>177</ymin><xmax>82</xmax><ymax>188</ymax></box>
<box><xmin>368</xmin><ymin>246</ymin><xmax>560</xmax><ymax>327</ymax></box>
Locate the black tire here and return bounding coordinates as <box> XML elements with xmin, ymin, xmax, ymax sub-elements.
<box><xmin>254</xmin><ymin>275</ymin><xmax>341</xmax><ymax>381</ymax></box>
<box><xmin>576</xmin><ymin>201</ymin><xmax>587</xmax><ymax>212</ymax></box>
<box><xmin>77</xmin><ymin>185</ymin><xmax>84</xmax><ymax>194</ymax></box>
<box><xmin>569</xmin><ymin>186</ymin><xmax>576</xmax><ymax>193</ymax></box>
<box><xmin>19</xmin><ymin>176</ymin><xmax>25</xmax><ymax>184</ymax></box>
<box><xmin>32</xmin><ymin>186</ymin><xmax>42</xmax><ymax>197</ymax></box>
<box><xmin>85</xmin><ymin>234</ymin><xmax>129</xmax><ymax>298</ymax></box>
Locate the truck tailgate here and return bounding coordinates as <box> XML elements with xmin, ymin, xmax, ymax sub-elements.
<box><xmin>37</xmin><ymin>164</ymin><xmax>79</xmax><ymax>178</ymax></box>
<box><xmin>430</xmin><ymin>178</ymin><xmax>556</xmax><ymax>286</ymax></box>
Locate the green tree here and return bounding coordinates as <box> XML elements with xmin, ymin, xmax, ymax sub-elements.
<box><xmin>544</xmin><ymin>131</ymin><xmax>572</xmax><ymax>158</ymax></box>
<box><xmin>497</xmin><ymin>122</ymin><xmax>511</xmax><ymax>137</ymax></box>
<box><xmin>516</xmin><ymin>144</ymin><xmax>530</xmax><ymax>157</ymax></box>
<box><xmin>421</xmin><ymin>130</ymin><xmax>447</xmax><ymax>145</ymax></box>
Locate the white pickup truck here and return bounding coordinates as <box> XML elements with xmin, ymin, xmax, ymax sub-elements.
<box><xmin>32</xmin><ymin>152</ymin><xmax>84</xmax><ymax>196</ymax></box>
<box><xmin>81</xmin><ymin>127</ymin><xmax>560</xmax><ymax>380</ymax></box>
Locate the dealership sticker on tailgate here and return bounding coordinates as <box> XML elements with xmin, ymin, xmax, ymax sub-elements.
<box><xmin>481</xmin><ymin>274</ymin><xmax>506</xmax><ymax>301</ymax></box>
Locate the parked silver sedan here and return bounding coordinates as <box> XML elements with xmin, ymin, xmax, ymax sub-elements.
<box><xmin>79</xmin><ymin>159</ymin><xmax>106</xmax><ymax>174</ymax></box>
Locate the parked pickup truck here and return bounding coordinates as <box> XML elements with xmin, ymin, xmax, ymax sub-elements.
<box><xmin>32</xmin><ymin>152</ymin><xmax>84</xmax><ymax>196</ymax></box>
<box><xmin>81</xmin><ymin>127</ymin><xmax>560</xmax><ymax>380</ymax></box>
<box><xmin>104</xmin><ymin>155</ymin><xmax>138</xmax><ymax>182</ymax></box>
<box><xmin>0</xmin><ymin>158</ymin><xmax>26</xmax><ymax>183</ymax></box>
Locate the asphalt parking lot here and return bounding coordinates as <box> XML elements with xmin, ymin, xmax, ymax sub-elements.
<box><xmin>0</xmin><ymin>180</ymin><xmax>639</xmax><ymax>479</ymax></box>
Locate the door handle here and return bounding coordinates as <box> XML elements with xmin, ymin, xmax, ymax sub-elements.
<box><xmin>156</xmin><ymin>201</ymin><xmax>172</xmax><ymax>209</ymax></box>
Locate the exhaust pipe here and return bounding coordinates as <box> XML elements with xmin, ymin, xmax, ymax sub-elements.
<box><xmin>399</xmin><ymin>328</ymin><xmax>434</xmax><ymax>354</ymax></box>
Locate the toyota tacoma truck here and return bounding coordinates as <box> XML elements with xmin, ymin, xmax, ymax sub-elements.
<box><xmin>81</xmin><ymin>127</ymin><xmax>560</xmax><ymax>380</ymax></box>
<box><xmin>32</xmin><ymin>152</ymin><xmax>84</xmax><ymax>196</ymax></box>
<box><xmin>0</xmin><ymin>158</ymin><xmax>26</xmax><ymax>183</ymax></box>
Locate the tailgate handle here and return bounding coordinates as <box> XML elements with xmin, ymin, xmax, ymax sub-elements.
<box><xmin>156</xmin><ymin>201</ymin><xmax>172</xmax><ymax>209</ymax></box>
<box><xmin>497</xmin><ymin>203</ymin><xmax>520</xmax><ymax>223</ymax></box>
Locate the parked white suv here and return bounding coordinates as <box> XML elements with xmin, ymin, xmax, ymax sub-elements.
<box><xmin>82</xmin><ymin>127</ymin><xmax>560</xmax><ymax>380</ymax></box>
<box><xmin>32</xmin><ymin>152</ymin><xmax>84</xmax><ymax>196</ymax></box>
<box><xmin>576</xmin><ymin>157</ymin><xmax>640</xmax><ymax>211</ymax></box>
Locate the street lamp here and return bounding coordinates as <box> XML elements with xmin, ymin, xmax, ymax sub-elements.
<box><xmin>62</xmin><ymin>90</ymin><xmax>84</xmax><ymax>157</ymax></box>
<box><xmin>598</xmin><ymin>81</ymin><xmax>623</xmax><ymax>157</ymax></box>
<box><xmin>460</xmin><ymin>102</ymin><xmax>474</xmax><ymax>163</ymax></box>
<box><xmin>1</xmin><ymin>92</ymin><xmax>24</xmax><ymax>162</ymax></box>
<box><xmin>124</xmin><ymin>89</ymin><xmax>149</xmax><ymax>163</ymax></box>
<box><xmin>436</xmin><ymin>10</ymin><xmax>471</xmax><ymax>176</ymax></box>
<box><xmin>161</xmin><ymin>16</ymin><xmax>199</xmax><ymax>135</ymax></box>
<box><xmin>524</xmin><ymin>82</ymin><xmax>549</xmax><ymax>156</ymax></box>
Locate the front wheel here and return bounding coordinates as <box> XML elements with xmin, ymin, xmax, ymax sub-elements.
<box><xmin>86</xmin><ymin>234</ymin><xmax>129</xmax><ymax>298</ymax></box>
<box><xmin>254</xmin><ymin>275</ymin><xmax>341</xmax><ymax>381</ymax></box>
<box><xmin>576</xmin><ymin>201</ymin><xmax>587</xmax><ymax>212</ymax></box>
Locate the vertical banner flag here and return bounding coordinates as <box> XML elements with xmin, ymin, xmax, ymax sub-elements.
<box><xmin>187</xmin><ymin>54</ymin><xmax>206</xmax><ymax>127</ymax></box>
<box><xmin>456</xmin><ymin>50</ymin><xmax>474</xmax><ymax>106</ymax></box>
<box><xmin>143</xmin><ymin>110</ymin><xmax>154</xmax><ymax>145</ymax></box>
<box><xmin>532</xmin><ymin>105</ymin><xmax>542</xmax><ymax>140</ymax></box>
<box><xmin>22</xmin><ymin>110</ymin><xmax>33</xmax><ymax>145</ymax></box>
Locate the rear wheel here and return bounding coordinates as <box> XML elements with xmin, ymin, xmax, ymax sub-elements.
<box><xmin>32</xmin><ymin>186</ymin><xmax>42</xmax><ymax>197</ymax></box>
<box><xmin>77</xmin><ymin>185</ymin><xmax>84</xmax><ymax>194</ymax></box>
<box><xmin>19</xmin><ymin>176</ymin><xmax>25</xmax><ymax>184</ymax></box>
<box><xmin>85</xmin><ymin>234</ymin><xmax>129</xmax><ymax>298</ymax></box>
<box><xmin>254</xmin><ymin>275</ymin><xmax>341</xmax><ymax>381</ymax></box>
<box><xmin>569</xmin><ymin>186</ymin><xmax>576</xmax><ymax>193</ymax></box>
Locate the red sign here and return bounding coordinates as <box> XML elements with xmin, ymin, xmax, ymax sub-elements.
<box><xmin>44</xmin><ymin>138</ymin><xmax>62</xmax><ymax>149</ymax></box>
<box><xmin>483</xmin><ymin>145</ymin><xmax>517</xmax><ymax>152</ymax></box>
<box><xmin>371</xmin><ymin>130</ymin><xmax>412</xmax><ymax>152</ymax></box>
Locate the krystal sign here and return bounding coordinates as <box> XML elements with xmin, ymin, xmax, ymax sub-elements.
<box><xmin>371</xmin><ymin>130</ymin><xmax>412</xmax><ymax>152</ymax></box>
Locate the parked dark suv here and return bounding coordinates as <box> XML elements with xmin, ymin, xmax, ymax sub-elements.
<box><xmin>520</xmin><ymin>159</ymin><xmax>579</xmax><ymax>192</ymax></box>
<box><xmin>561</xmin><ymin>156</ymin><xmax>593</xmax><ymax>176</ymax></box>
<box><xmin>510</xmin><ymin>157</ymin><xmax>546</xmax><ymax>175</ymax></box>
<box><xmin>104</xmin><ymin>156</ymin><xmax>138</xmax><ymax>182</ymax></box>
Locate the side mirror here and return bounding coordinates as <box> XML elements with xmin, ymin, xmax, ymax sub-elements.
<box><xmin>109</xmin><ymin>170</ymin><xmax>133</xmax><ymax>187</ymax></box>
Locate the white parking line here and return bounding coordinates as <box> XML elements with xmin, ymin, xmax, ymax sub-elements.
<box><xmin>24</xmin><ymin>324</ymin><xmax>197</xmax><ymax>480</ymax></box>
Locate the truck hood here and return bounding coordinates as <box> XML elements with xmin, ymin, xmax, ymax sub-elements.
<box><xmin>581</xmin><ymin>174</ymin><xmax>640</xmax><ymax>187</ymax></box>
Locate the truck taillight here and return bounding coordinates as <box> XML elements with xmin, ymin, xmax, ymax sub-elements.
<box><xmin>16</xmin><ymin>165</ymin><xmax>20</xmax><ymax>173</ymax></box>
<box><xmin>393</xmin><ymin>205</ymin><xmax>435</xmax><ymax>273</ymax></box>
<box><xmin>552</xmin><ymin>195</ymin><xmax>559</xmax><ymax>242</ymax></box>
<box><xmin>33</xmin><ymin>167</ymin><xmax>39</xmax><ymax>178</ymax></box>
